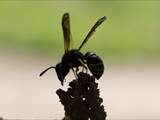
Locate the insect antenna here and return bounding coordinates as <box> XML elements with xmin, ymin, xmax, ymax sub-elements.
<box><xmin>39</xmin><ymin>66</ymin><xmax>55</xmax><ymax>77</ymax></box>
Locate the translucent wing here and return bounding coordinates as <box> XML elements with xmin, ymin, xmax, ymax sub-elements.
<box><xmin>62</xmin><ymin>13</ymin><xmax>72</xmax><ymax>53</ymax></box>
<box><xmin>78</xmin><ymin>16</ymin><xmax>106</xmax><ymax>51</ymax></box>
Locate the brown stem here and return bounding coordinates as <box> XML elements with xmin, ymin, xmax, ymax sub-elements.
<box><xmin>56</xmin><ymin>72</ymin><xmax>107</xmax><ymax>120</ymax></box>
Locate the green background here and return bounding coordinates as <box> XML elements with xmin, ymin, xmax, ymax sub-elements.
<box><xmin>0</xmin><ymin>1</ymin><xmax>160</xmax><ymax>62</ymax></box>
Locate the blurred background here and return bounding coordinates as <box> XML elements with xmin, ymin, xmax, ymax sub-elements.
<box><xmin>0</xmin><ymin>1</ymin><xmax>160</xmax><ymax>119</ymax></box>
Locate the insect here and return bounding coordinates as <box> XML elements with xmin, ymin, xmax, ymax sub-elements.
<box><xmin>40</xmin><ymin>13</ymin><xmax>106</xmax><ymax>85</ymax></box>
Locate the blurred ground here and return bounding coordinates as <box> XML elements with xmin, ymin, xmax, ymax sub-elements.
<box><xmin>0</xmin><ymin>51</ymin><xmax>160</xmax><ymax>119</ymax></box>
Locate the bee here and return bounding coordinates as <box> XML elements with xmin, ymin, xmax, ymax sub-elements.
<box><xmin>40</xmin><ymin>13</ymin><xmax>106</xmax><ymax>85</ymax></box>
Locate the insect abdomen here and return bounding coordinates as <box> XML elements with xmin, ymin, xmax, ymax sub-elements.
<box><xmin>85</xmin><ymin>52</ymin><xmax>104</xmax><ymax>79</ymax></box>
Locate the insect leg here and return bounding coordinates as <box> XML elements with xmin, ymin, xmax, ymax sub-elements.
<box><xmin>71</xmin><ymin>67</ymin><xmax>78</xmax><ymax>79</ymax></box>
<box><xmin>78</xmin><ymin>59</ymin><xmax>88</xmax><ymax>73</ymax></box>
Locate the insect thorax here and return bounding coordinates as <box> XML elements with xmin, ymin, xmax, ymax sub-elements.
<box><xmin>62</xmin><ymin>49</ymin><xmax>85</xmax><ymax>68</ymax></box>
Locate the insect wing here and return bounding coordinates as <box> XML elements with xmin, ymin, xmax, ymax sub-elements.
<box><xmin>78</xmin><ymin>16</ymin><xmax>106</xmax><ymax>50</ymax></box>
<box><xmin>62</xmin><ymin>13</ymin><xmax>72</xmax><ymax>53</ymax></box>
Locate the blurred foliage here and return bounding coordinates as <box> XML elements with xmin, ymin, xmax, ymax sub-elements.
<box><xmin>0</xmin><ymin>1</ymin><xmax>160</xmax><ymax>60</ymax></box>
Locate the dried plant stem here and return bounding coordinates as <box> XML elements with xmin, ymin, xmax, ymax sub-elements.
<box><xmin>56</xmin><ymin>72</ymin><xmax>106</xmax><ymax>120</ymax></box>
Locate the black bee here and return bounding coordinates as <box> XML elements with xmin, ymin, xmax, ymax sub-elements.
<box><xmin>40</xmin><ymin>13</ymin><xmax>106</xmax><ymax>85</ymax></box>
